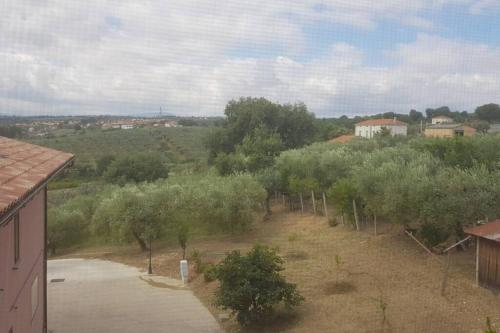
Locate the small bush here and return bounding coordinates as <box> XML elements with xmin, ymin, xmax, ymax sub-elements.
<box><xmin>190</xmin><ymin>249</ymin><xmax>204</xmax><ymax>273</ymax></box>
<box><xmin>419</xmin><ymin>222</ymin><xmax>450</xmax><ymax>247</ymax></box>
<box><xmin>203</xmin><ymin>263</ymin><xmax>218</xmax><ymax>282</ymax></box>
<box><xmin>328</xmin><ymin>217</ymin><xmax>338</xmax><ymax>227</ymax></box>
<box><xmin>486</xmin><ymin>317</ymin><xmax>498</xmax><ymax>333</ymax></box>
<box><xmin>215</xmin><ymin>245</ymin><xmax>304</xmax><ymax>326</ymax></box>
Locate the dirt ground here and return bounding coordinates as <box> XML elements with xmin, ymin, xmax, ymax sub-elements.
<box><xmin>61</xmin><ymin>205</ymin><xmax>500</xmax><ymax>333</ymax></box>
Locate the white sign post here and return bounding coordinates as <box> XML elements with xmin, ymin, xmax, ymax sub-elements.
<box><xmin>180</xmin><ymin>260</ymin><xmax>189</xmax><ymax>284</ymax></box>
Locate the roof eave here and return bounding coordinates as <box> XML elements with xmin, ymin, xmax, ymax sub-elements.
<box><xmin>0</xmin><ymin>155</ymin><xmax>75</xmax><ymax>226</ymax></box>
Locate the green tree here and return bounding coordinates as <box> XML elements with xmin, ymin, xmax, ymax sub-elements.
<box><xmin>104</xmin><ymin>153</ymin><xmax>168</xmax><ymax>184</ymax></box>
<box><xmin>96</xmin><ymin>154</ymin><xmax>116</xmax><ymax>176</ymax></box>
<box><xmin>475</xmin><ymin>103</ymin><xmax>500</xmax><ymax>122</ymax></box>
<box><xmin>255</xmin><ymin>167</ymin><xmax>281</xmax><ymax>216</ymax></box>
<box><xmin>92</xmin><ymin>186</ymin><xmax>161</xmax><ymax>251</ymax></box>
<box><xmin>238</xmin><ymin>127</ymin><xmax>284</xmax><ymax>172</ymax></box>
<box><xmin>177</xmin><ymin>223</ymin><xmax>189</xmax><ymax>259</ymax></box>
<box><xmin>47</xmin><ymin>208</ymin><xmax>86</xmax><ymax>255</ymax></box>
<box><xmin>207</xmin><ymin>98</ymin><xmax>316</xmax><ymax>168</ymax></box>
<box><xmin>215</xmin><ymin>245</ymin><xmax>304</xmax><ymax>326</ymax></box>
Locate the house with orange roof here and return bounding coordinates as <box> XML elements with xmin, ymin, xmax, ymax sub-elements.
<box><xmin>0</xmin><ymin>136</ymin><xmax>74</xmax><ymax>333</ymax></box>
<box><xmin>355</xmin><ymin>118</ymin><xmax>408</xmax><ymax>139</ymax></box>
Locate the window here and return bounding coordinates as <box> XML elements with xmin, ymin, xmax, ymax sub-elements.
<box><xmin>14</xmin><ymin>213</ymin><xmax>20</xmax><ymax>264</ymax></box>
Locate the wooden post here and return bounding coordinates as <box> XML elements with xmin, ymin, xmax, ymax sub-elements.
<box><xmin>440</xmin><ymin>252</ymin><xmax>451</xmax><ymax>296</ymax></box>
<box><xmin>404</xmin><ymin>230</ymin><xmax>434</xmax><ymax>256</ymax></box>
<box><xmin>374</xmin><ymin>214</ymin><xmax>377</xmax><ymax>236</ymax></box>
<box><xmin>353</xmin><ymin>199</ymin><xmax>359</xmax><ymax>231</ymax></box>
<box><xmin>322</xmin><ymin>192</ymin><xmax>328</xmax><ymax>220</ymax></box>
<box><xmin>311</xmin><ymin>191</ymin><xmax>316</xmax><ymax>215</ymax></box>
<box><xmin>341</xmin><ymin>214</ymin><xmax>345</xmax><ymax>226</ymax></box>
<box><xmin>475</xmin><ymin>237</ymin><xmax>480</xmax><ymax>286</ymax></box>
<box><xmin>299</xmin><ymin>193</ymin><xmax>304</xmax><ymax>214</ymax></box>
<box><xmin>282</xmin><ymin>193</ymin><xmax>285</xmax><ymax>207</ymax></box>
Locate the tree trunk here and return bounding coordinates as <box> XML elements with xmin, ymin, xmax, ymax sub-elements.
<box><xmin>132</xmin><ymin>230</ymin><xmax>148</xmax><ymax>252</ymax></box>
<box><xmin>374</xmin><ymin>214</ymin><xmax>377</xmax><ymax>236</ymax></box>
<box><xmin>282</xmin><ymin>193</ymin><xmax>286</xmax><ymax>207</ymax></box>
<box><xmin>322</xmin><ymin>192</ymin><xmax>328</xmax><ymax>220</ymax></box>
<box><xmin>299</xmin><ymin>193</ymin><xmax>304</xmax><ymax>213</ymax></box>
<box><xmin>353</xmin><ymin>200</ymin><xmax>360</xmax><ymax>231</ymax></box>
<box><xmin>311</xmin><ymin>191</ymin><xmax>316</xmax><ymax>215</ymax></box>
<box><xmin>265</xmin><ymin>194</ymin><xmax>272</xmax><ymax>216</ymax></box>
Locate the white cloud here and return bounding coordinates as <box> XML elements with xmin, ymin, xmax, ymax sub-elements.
<box><xmin>0</xmin><ymin>1</ymin><xmax>499</xmax><ymax>116</ymax></box>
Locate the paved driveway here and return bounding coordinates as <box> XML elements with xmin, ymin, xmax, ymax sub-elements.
<box><xmin>48</xmin><ymin>259</ymin><xmax>221</xmax><ymax>333</ymax></box>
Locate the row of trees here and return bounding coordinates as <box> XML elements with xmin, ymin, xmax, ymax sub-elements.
<box><xmin>273</xmin><ymin>136</ymin><xmax>500</xmax><ymax>246</ymax></box>
<box><xmin>48</xmin><ymin>174</ymin><xmax>266</xmax><ymax>253</ymax></box>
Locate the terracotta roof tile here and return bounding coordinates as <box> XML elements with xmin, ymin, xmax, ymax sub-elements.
<box><xmin>0</xmin><ymin>136</ymin><xmax>74</xmax><ymax>221</ymax></box>
<box><xmin>329</xmin><ymin>134</ymin><xmax>356</xmax><ymax>144</ymax></box>
<box><xmin>356</xmin><ymin>119</ymin><xmax>407</xmax><ymax>126</ymax></box>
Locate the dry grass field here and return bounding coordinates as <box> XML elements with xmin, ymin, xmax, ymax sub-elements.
<box><xmin>60</xmin><ymin>205</ymin><xmax>500</xmax><ymax>333</ymax></box>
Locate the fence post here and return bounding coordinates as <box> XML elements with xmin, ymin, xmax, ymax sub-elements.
<box><xmin>353</xmin><ymin>199</ymin><xmax>359</xmax><ymax>231</ymax></box>
<box><xmin>311</xmin><ymin>191</ymin><xmax>316</xmax><ymax>215</ymax></box>
<box><xmin>299</xmin><ymin>193</ymin><xmax>304</xmax><ymax>213</ymax></box>
<box><xmin>322</xmin><ymin>192</ymin><xmax>328</xmax><ymax>220</ymax></box>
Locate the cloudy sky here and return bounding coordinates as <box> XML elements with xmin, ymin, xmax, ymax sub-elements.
<box><xmin>1</xmin><ymin>1</ymin><xmax>500</xmax><ymax>117</ymax></box>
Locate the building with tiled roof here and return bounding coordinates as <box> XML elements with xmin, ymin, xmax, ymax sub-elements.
<box><xmin>431</xmin><ymin>115</ymin><xmax>454</xmax><ymax>125</ymax></box>
<box><xmin>0</xmin><ymin>136</ymin><xmax>74</xmax><ymax>333</ymax></box>
<box><xmin>355</xmin><ymin>118</ymin><xmax>408</xmax><ymax>139</ymax></box>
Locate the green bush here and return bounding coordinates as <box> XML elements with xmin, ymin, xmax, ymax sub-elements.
<box><xmin>190</xmin><ymin>249</ymin><xmax>204</xmax><ymax>273</ymax></box>
<box><xmin>214</xmin><ymin>245</ymin><xmax>304</xmax><ymax>326</ymax></box>
<box><xmin>104</xmin><ymin>153</ymin><xmax>169</xmax><ymax>184</ymax></box>
<box><xmin>419</xmin><ymin>223</ymin><xmax>450</xmax><ymax>247</ymax></box>
<box><xmin>328</xmin><ymin>217</ymin><xmax>338</xmax><ymax>227</ymax></box>
<box><xmin>203</xmin><ymin>263</ymin><xmax>218</xmax><ymax>282</ymax></box>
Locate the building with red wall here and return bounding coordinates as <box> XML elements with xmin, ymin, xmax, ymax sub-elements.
<box><xmin>0</xmin><ymin>137</ymin><xmax>74</xmax><ymax>333</ymax></box>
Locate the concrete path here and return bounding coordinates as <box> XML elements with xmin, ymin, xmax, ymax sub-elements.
<box><xmin>48</xmin><ymin>259</ymin><xmax>222</xmax><ymax>333</ymax></box>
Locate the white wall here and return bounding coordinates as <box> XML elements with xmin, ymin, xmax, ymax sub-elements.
<box><xmin>355</xmin><ymin>125</ymin><xmax>407</xmax><ymax>138</ymax></box>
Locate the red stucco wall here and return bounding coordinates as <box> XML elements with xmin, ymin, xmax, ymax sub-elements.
<box><xmin>0</xmin><ymin>189</ymin><xmax>46</xmax><ymax>333</ymax></box>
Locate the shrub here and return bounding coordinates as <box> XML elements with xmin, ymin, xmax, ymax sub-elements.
<box><xmin>215</xmin><ymin>245</ymin><xmax>304</xmax><ymax>326</ymax></box>
<box><xmin>485</xmin><ymin>317</ymin><xmax>498</xmax><ymax>333</ymax></box>
<box><xmin>419</xmin><ymin>222</ymin><xmax>450</xmax><ymax>247</ymax></box>
<box><xmin>328</xmin><ymin>217</ymin><xmax>338</xmax><ymax>227</ymax></box>
<box><xmin>204</xmin><ymin>263</ymin><xmax>218</xmax><ymax>282</ymax></box>
<box><xmin>190</xmin><ymin>249</ymin><xmax>204</xmax><ymax>273</ymax></box>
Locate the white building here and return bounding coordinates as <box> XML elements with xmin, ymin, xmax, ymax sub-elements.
<box><xmin>355</xmin><ymin>119</ymin><xmax>408</xmax><ymax>139</ymax></box>
<box><xmin>431</xmin><ymin>115</ymin><xmax>454</xmax><ymax>125</ymax></box>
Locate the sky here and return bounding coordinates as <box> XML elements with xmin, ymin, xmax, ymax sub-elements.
<box><xmin>1</xmin><ymin>1</ymin><xmax>500</xmax><ymax>117</ymax></box>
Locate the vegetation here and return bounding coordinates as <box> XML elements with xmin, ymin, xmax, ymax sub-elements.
<box><xmin>208</xmin><ymin>98</ymin><xmax>316</xmax><ymax>174</ymax></box>
<box><xmin>103</xmin><ymin>153</ymin><xmax>169</xmax><ymax>185</ymax></box>
<box><xmin>214</xmin><ymin>245</ymin><xmax>304</xmax><ymax>326</ymax></box>
<box><xmin>48</xmin><ymin>174</ymin><xmax>266</xmax><ymax>252</ymax></box>
<box><xmin>275</xmin><ymin>135</ymin><xmax>500</xmax><ymax>246</ymax></box>
<box><xmin>29</xmin><ymin>126</ymin><xmax>212</xmax><ymax>186</ymax></box>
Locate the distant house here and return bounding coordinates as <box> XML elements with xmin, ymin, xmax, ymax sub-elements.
<box><xmin>425</xmin><ymin>124</ymin><xmax>476</xmax><ymax>138</ymax></box>
<box><xmin>120</xmin><ymin>124</ymin><xmax>134</xmax><ymax>130</ymax></box>
<box><xmin>328</xmin><ymin>134</ymin><xmax>356</xmax><ymax>144</ymax></box>
<box><xmin>355</xmin><ymin>119</ymin><xmax>408</xmax><ymax>139</ymax></box>
<box><xmin>431</xmin><ymin>115</ymin><xmax>454</xmax><ymax>125</ymax></box>
<box><xmin>464</xmin><ymin>220</ymin><xmax>500</xmax><ymax>290</ymax></box>
<box><xmin>0</xmin><ymin>137</ymin><xmax>74</xmax><ymax>333</ymax></box>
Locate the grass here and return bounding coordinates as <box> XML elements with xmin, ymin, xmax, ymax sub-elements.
<box><xmin>55</xmin><ymin>204</ymin><xmax>500</xmax><ymax>333</ymax></box>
